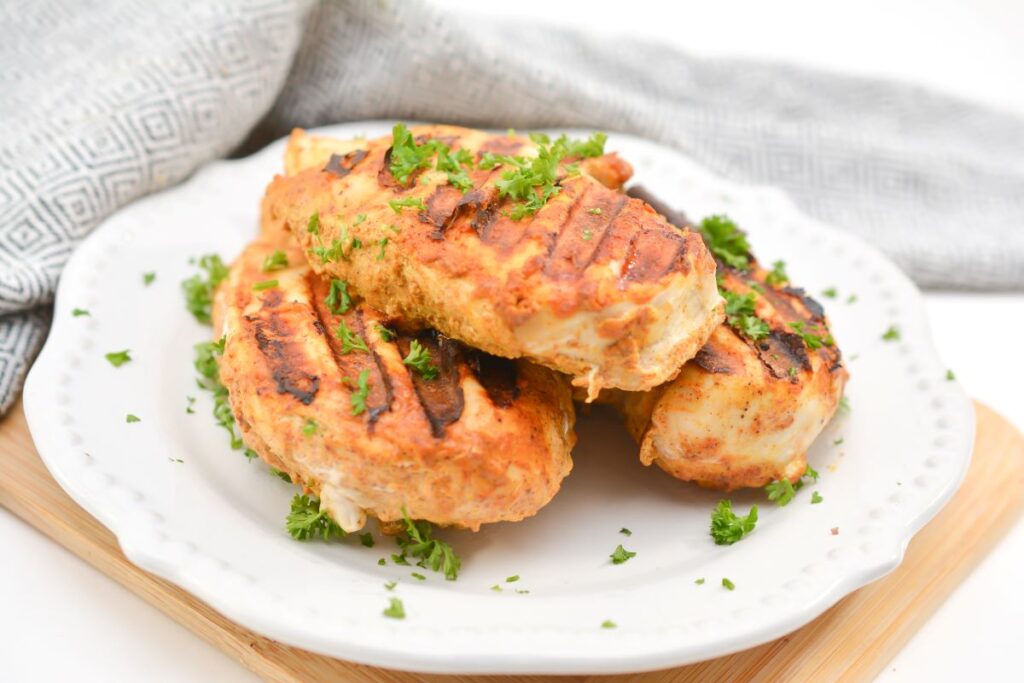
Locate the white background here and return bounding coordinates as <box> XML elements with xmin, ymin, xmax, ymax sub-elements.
<box><xmin>3</xmin><ymin>1</ymin><xmax>1023</xmax><ymax>680</ymax></box>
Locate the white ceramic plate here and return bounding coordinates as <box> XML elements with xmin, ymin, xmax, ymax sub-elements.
<box><xmin>24</xmin><ymin>122</ymin><xmax>974</xmax><ymax>674</ymax></box>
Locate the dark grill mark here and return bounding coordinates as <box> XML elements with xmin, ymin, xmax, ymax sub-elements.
<box><xmin>478</xmin><ymin>137</ymin><xmax>525</xmax><ymax>157</ymax></box>
<box><xmin>693</xmin><ymin>344</ymin><xmax>736</xmax><ymax>375</ymax></box>
<box><xmin>626</xmin><ymin>185</ymin><xmax>692</xmax><ymax>229</ymax></box>
<box><xmin>622</xmin><ymin>226</ymin><xmax>689</xmax><ymax>282</ymax></box>
<box><xmin>544</xmin><ymin>190</ymin><xmax>626</xmax><ymax>279</ymax></box>
<box><xmin>323</xmin><ymin>149</ymin><xmax>368</xmax><ymax>177</ymax></box>
<box><xmin>781</xmin><ymin>286</ymin><xmax>826</xmax><ymax>321</ymax></box>
<box><xmin>250</xmin><ymin>313</ymin><xmax>320</xmax><ymax>405</ymax></box>
<box><xmin>420</xmin><ymin>185</ymin><xmax>465</xmax><ymax>239</ymax></box>
<box><xmin>308</xmin><ymin>275</ymin><xmax>394</xmax><ymax>424</ymax></box>
<box><xmin>396</xmin><ymin>330</ymin><xmax>465</xmax><ymax>438</ymax></box>
<box><xmin>755</xmin><ymin>330</ymin><xmax>811</xmax><ymax>380</ymax></box>
<box><xmin>466</xmin><ymin>350</ymin><xmax>519</xmax><ymax>407</ymax></box>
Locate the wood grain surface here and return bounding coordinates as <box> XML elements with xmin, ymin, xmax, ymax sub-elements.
<box><xmin>2</xmin><ymin>401</ymin><xmax>1022</xmax><ymax>683</ymax></box>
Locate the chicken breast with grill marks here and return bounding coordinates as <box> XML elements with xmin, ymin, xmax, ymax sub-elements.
<box><xmin>265</xmin><ymin>126</ymin><xmax>724</xmax><ymax>399</ymax></box>
<box><xmin>213</xmin><ymin>236</ymin><xmax>576</xmax><ymax>532</ymax></box>
<box><xmin>617</xmin><ymin>192</ymin><xmax>848</xmax><ymax>490</ymax></box>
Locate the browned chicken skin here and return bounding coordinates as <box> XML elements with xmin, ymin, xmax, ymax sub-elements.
<box><xmin>265</xmin><ymin>126</ymin><xmax>724</xmax><ymax>399</ymax></box>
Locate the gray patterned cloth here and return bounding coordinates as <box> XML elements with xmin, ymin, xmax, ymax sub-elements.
<box><xmin>2</xmin><ymin>0</ymin><xmax>1023</xmax><ymax>414</ymax></box>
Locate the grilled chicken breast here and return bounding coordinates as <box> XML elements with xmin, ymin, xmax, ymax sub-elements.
<box><xmin>213</xmin><ymin>237</ymin><xmax>575</xmax><ymax>532</ymax></box>
<box><xmin>618</xmin><ymin>193</ymin><xmax>848</xmax><ymax>490</ymax></box>
<box><xmin>264</xmin><ymin>126</ymin><xmax>724</xmax><ymax>398</ymax></box>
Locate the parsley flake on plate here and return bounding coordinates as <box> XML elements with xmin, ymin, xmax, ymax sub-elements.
<box><xmin>411</xmin><ymin>572</ymin><xmax>426</xmax><ymax>581</ymax></box>
<box><xmin>505</xmin><ymin>575</ymin><xmax>520</xmax><ymax>583</ymax></box>
<box><xmin>695</xmin><ymin>578</ymin><xmax>705</xmax><ymax>585</ymax></box>
<box><xmin>105</xmin><ymin>350</ymin><xmax>132</xmax><ymax>367</ymax></box>
<box><xmin>722</xmin><ymin>577</ymin><xmax>736</xmax><ymax>591</ymax></box>
<box><xmin>601</xmin><ymin>620</ymin><xmax>617</xmax><ymax>629</ymax></box>
<box><xmin>125</xmin><ymin>414</ymin><xmax>141</xmax><ymax>423</ymax></box>
<box><xmin>946</xmin><ymin>369</ymin><xmax>956</xmax><ymax>381</ymax></box>
<box><xmin>396</xmin><ymin>509</ymin><xmax>461</xmax><ymax>581</ymax></box>
<box><xmin>181</xmin><ymin>254</ymin><xmax>228</xmax><ymax>324</ymax></box>
<box><xmin>882</xmin><ymin>325</ymin><xmax>901</xmax><ymax>341</ymax></box>
<box><xmin>143</xmin><ymin>271</ymin><xmax>156</xmax><ymax>286</ymax></box>
<box><xmin>491</xmin><ymin>585</ymin><xmax>503</xmax><ymax>592</ymax></box>
<box><xmin>822</xmin><ymin>287</ymin><xmax>838</xmax><ymax>299</ymax></box>
<box><xmin>765</xmin><ymin>479</ymin><xmax>797</xmax><ymax>506</ymax></box>
<box><xmin>72</xmin><ymin>307</ymin><xmax>90</xmax><ymax>317</ymax></box>
<box><xmin>710</xmin><ymin>500</ymin><xmax>758</xmax><ymax>545</ymax></box>
<box><xmin>609</xmin><ymin>544</ymin><xmax>636</xmax><ymax>564</ymax></box>
<box><xmin>286</xmin><ymin>494</ymin><xmax>345</xmax><ymax>542</ymax></box>
<box><xmin>382</xmin><ymin>597</ymin><xmax>405</xmax><ymax>620</ymax></box>
<box><xmin>360</xmin><ymin>533</ymin><xmax>375</xmax><ymax>548</ymax></box>
<box><xmin>619</xmin><ymin>527</ymin><xmax>632</xmax><ymax>536</ymax></box>
<box><xmin>384</xmin><ymin>581</ymin><xmax>397</xmax><ymax>591</ymax></box>
<box><xmin>811</xmin><ymin>491</ymin><xmax>824</xmax><ymax>504</ymax></box>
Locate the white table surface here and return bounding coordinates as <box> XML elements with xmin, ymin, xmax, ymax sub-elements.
<box><xmin>3</xmin><ymin>2</ymin><xmax>1022</xmax><ymax>680</ymax></box>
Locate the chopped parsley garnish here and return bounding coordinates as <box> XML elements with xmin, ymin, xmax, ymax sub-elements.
<box><xmin>601</xmin><ymin>620</ymin><xmax>617</xmax><ymax>629</ymax></box>
<box><xmin>765</xmin><ymin>260</ymin><xmax>789</xmax><ymax>286</ymax></box>
<box><xmin>710</xmin><ymin>500</ymin><xmax>758</xmax><ymax>545</ymax></box>
<box><xmin>186</xmin><ymin>395</ymin><xmax>195</xmax><ymax>414</ymax></box>
<box><xmin>946</xmin><ymin>369</ymin><xmax>956</xmax><ymax>381</ymax></box>
<box><xmin>72</xmin><ymin>308</ymin><xmax>90</xmax><ymax>317</ymax></box>
<box><xmin>286</xmin><ymin>494</ymin><xmax>345</xmax><ymax>541</ymax></box>
<box><xmin>695</xmin><ymin>578</ymin><xmax>705</xmax><ymax>585</ymax></box>
<box><xmin>376</xmin><ymin>237</ymin><xmax>389</xmax><ymax>261</ymax></box>
<box><xmin>310</xmin><ymin>239</ymin><xmax>345</xmax><ymax>265</ymax></box>
<box><xmin>619</xmin><ymin>527</ymin><xmax>632</xmax><ymax>536</ymax></box>
<box><xmin>350</xmin><ymin>369</ymin><xmax>371</xmax><ymax>415</ymax></box>
<box><xmin>722</xmin><ymin>577</ymin><xmax>736</xmax><ymax>591</ymax></box>
<box><xmin>360</xmin><ymin>533</ymin><xmax>375</xmax><ymax>548</ymax></box>
<box><xmin>403</xmin><ymin>340</ymin><xmax>438</xmax><ymax>379</ymax></box>
<box><xmin>834</xmin><ymin>437</ymin><xmax>844</xmax><ymax>445</ymax></box>
<box><xmin>882</xmin><ymin>325</ymin><xmax>901</xmax><ymax>341</ymax></box>
<box><xmin>822</xmin><ymin>287</ymin><xmax>838</xmax><ymax>299</ymax></box>
<box><xmin>324</xmin><ymin>279</ymin><xmax>352</xmax><ymax>315</ymax></box>
<box><xmin>811</xmin><ymin>491</ymin><xmax>824</xmax><ymax>504</ymax></box>
<box><xmin>384</xmin><ymin>580</ymin><xmax>397</xmax><ymax>591</ymax></box>
<box><xmin>411</xmin><ymin>572</ymin><xmax>426</xmax><ymax>581</ymax></box>
<box><xmin>491</xmin><ymin>584</ymin><xmax>502</xmax><ymax>592</ymax></box>
<box><xmin>354</xmin><ymin>213</ymin><xmax>367</xmax><ymax>226</ymax></box>
<box><xmin>382</xmin><ymin>597</ymin><xmax>405</xmax><ymax>620</ymax></box>
<box><xmin>378</xmin><ymin>558</ymin><xmax>387</xmax><ymax>566</ymax></box>
<box><xmin>505</xmin><ymin>575</ymin><xmax>520</xmax><ymax>583</ymax></box>
<box><xmin>307</xmin><ymin>212</ymin><xmax>320</xmax><ymax>234</ymax></box>
<box><xmin>302</xmin><ymin>418</ymin><xmax>317</xmax><ymax>436</ymax></box>
<box><xmin>787</xmin><ymin>321</ymin><xmax>834</xmax><ymax>350</ymax></box>
<box><xmin>261</xmin><ymin>250</ymin><xmax>289</xmax><ymax>272</ymax></box>
<box><xmin>143</xmin><ymin>271</ymin><xmax>156</xmax><ymax>286</ymax></box>
<box><xmin>105</xmin><ymin>350</ymin><xmax>132</xmax><ymax>367</ymax></box>
<box><xmin>181</xmin><ymin>254</ymin><xmax>229</xmax><ymax>324</ymax></box>
<box><xmin>375</xmin><ymin>324</ymin><xmax>395</xmax><ymax>341</ymax></box>
<box><xmin>839</xmin><ymin>395</ymin><xmax>851</xmax><ymax>413</ymax></box>
<box><xmin>126</xmin><ymin>414</ymin><xmax>141</xmax><ymax>423</ymax></box>
<box><xmin>609</xmin><ymin>544</ymin><xmax>636</xmax><ymax>564</ymax></box>
<box><xmin>722</xmin><ymin>289</ymin><xmax>770</xmax><ymax>340</ymax></box>
<box><xmin>335</xmin><ymin>320</ymin><xmax>369</xmax><ymax>353</ymax></box>
<box><xmin>587</xmin><ymin>207</ymin><xmax>603</xmax><ymax>215</ymax></box>
<box><xmin>765</xmin><ymin>479</ymin><xmax>797</xmax><ymax>506</ymax></box>
<box><xmin>698</xmin><ymin>215</ymin><xmax>750</xmax><ymax>270</ymax></box>
<box><xmin>270</xmin><ymin>468</ymin><xmax>292</xmax><ymax>483</ymax></box>
<box><xmin>388</xmin><ymin>197</ymin><xmax>426</xmax><ymax>213</ymax></box>
<box><xmin>391</xmin><ymin>553</ymin><xmax>410</xmax><ymax>566</ymax></box>
<box><xmin>484</xmin><ymin>132</ymin><xmax>606</xmax><ymax>220</ymax></box>
<box><xmin>252</xmin><ymin>279</ymin><xmax>278</xmax><ymax>291</ymax></box>
<box><xmin>389</xmin><ymin>123</ymin><xmax>438</xmax><ymax>185</ymax></box>
<box><xmin>193</xmin><ymin>337</ymin><xmax>250</xmax><ymax>457</ymax></box>
<box><xmin>396</xmin><ymin>509</ymin><xmax>461</xmax><ymax>580</ymax></box>
<box><xmin>804</xmin><ymin>464</ymin><xmax>819</xmax><ymax>481</ymax></box>
<box><xmin>846</xmin><ymin>293</ymin><xmax>858</xmax><ymax>304</ymax></box>
<box><xmin>582</xmin><ymin>228</ymin><xmax>593</xmax><ymax>241</ymax></box>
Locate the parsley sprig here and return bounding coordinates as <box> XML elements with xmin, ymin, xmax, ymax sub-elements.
<box><xmin>394</xmin><ymin>509</ymin><xmax>461</xmax><ymax>581</ymax></box>
<box><xmin>324</xmin><ymin>279</ymin><xmax>352</xmax><ymax>315</ymax></box>
<box><xmin>286</xmin><ymin>494</ymin><xmax>346</xmax><ymax>541</ymax></box>
<box><xmin>710</xmin><ymin>500</ymin><xmax>758</xmax><ymax>545</ymax></box>
<box><xmin>787</xmin><ymin>321</ymin><xmax>835</xmax><ymax>350</ymax></box>
<box><xmin>698</xmin><ymin>215</ymin><xmax>750</xmax><ymax>271</ymax></box>
<box><xmin>402</xmin><ymin>340</ymin><xmax>439</xmax><ymax>380</ymax></box>
<box><xmin>335</xmin><ymin>320</ymin><xmax>369</xmax><ymax>354</ymax></box>
<box><xmin>722</xmin><ymin>288</ymin><xmax>770</xmax><ymax>341</ymax></box>
<box><xmin>181</xmin><ymin>254</ymin><xmax>229</xmax><ymax>324</ymax></box>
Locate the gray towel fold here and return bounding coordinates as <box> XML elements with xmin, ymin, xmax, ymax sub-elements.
<box><xmin>2</xmin><ymin>0</ymin><xmax>1022</xmax><ymax>413</ymax></box>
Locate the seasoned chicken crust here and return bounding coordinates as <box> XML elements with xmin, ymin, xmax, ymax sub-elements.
<box><xmin>213</xmin><ymin>236</ymin><xmax>576</xmax><ymax>532</ymax></box>
<box><xmin>617</xmin><ymin>195</ymin><xmax>848</xmax><ymax>490</ymax></box>
<box><xmin>265</xmin><ymin>126</ymin><xmax>724</xmax><ymax>398</ymax></box>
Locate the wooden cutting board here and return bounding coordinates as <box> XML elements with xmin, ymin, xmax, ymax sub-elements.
<box><xmin>2</xmin><ymin>400</ymin><xmax>1023</xmax><ymax>682</ymax></box>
